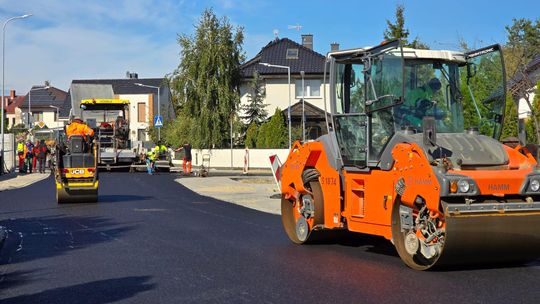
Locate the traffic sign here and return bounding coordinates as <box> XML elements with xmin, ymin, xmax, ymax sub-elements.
<box><xmin>154</xmin><ymin>115</ymin><xmax>163</xmax><ymax>128</ymax></box>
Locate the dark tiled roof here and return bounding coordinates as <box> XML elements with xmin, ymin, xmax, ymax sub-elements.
<box><xmin>58</xmin><ymin>78</ymin><xmax>168</xmax><ymax>118</ymax></box>
<box><xmin>286</xmin><ymin>99</ymin><xmax>329</xmax><ymax>118</ymax></box>
<box><xmin>20</xmin><ymin>86</ymin><xmax>67</xmax><ymax>110</ymax></box>
<box><xmin>240</xmin><ymin>38</ymin><xmax>325</xmax><ymax>78</ymax></box>
<box><xmin>508</xmin><ymin>55</ymin><xmax>540</xmax><ymax>90</ymax></box>
<box><xmin>72</xmin><ymin>78</ymin><xmax>167</xmax><ymax>94</ymax></box>
<box><xmin>59</xmin><ymin>91</ymin><xmax>72</xmax><ymax>119</ymax></box>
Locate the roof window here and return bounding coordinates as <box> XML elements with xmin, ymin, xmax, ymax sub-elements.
<box><xmin>286</xmin><ymin>48</ymin><xmax>299</xmax><ymax>59</ymax></box>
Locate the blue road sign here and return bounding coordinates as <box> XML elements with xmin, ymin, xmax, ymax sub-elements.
<box><xmin>154</xmin><ymin>115</ymin><xmax>163</xmax><ymax>128</ymax></box>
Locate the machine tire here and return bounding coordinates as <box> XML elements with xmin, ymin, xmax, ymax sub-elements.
<box><xmin>281</xmin><ymin>169</ymin><xmax>324</xmax><ymax>244</ymax></box>
<box><xmin>391</xmin><ymin>198</ymin><xmax>440</xmax><ymax>270</ymax></box>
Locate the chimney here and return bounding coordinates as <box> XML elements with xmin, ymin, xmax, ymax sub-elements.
<box><xmin>9</xmin><ymin>89</ymin><xmax>16</xmax><ymax>99</ymax></box>
<box><xmin>126</xmin><ymin>71</ymin><xmax>138</xmax><ymax>79</ymax></box>
<box><xmin>301</xmin><ymin>34</ymin><xmax>313</xmax><ymax>50</ymax></box>
<box><xmin>330</xmin><ymin>42</ymin><xmax>340</xmax><ymax>51</ymax></box>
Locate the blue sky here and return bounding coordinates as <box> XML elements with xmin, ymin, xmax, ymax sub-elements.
<box><xmin>0</xmin><ymin>0</ymin><xmax>538</xmax><ymax>94</ymax></box>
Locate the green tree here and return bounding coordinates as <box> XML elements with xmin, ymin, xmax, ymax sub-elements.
<box><xmin>504</xmin><ymin>18</ymin><xmax>540</xmax><ymax>142</ymax></box>
<box><xmin>500</xmin><ymin>94</ymin><xmax>519</xmax><ymax>139</ymax></box>
<box><xmin>525</xmin><ymin>82</ymin><xmax>540</xmax><ymax>143</ymax></box>
<box><xmin>161</xmin><ymin>113</ymin><xmax>195</xmax><ymax>148</ymax></box>
<box><xmin>383</xmin><ymin>4</ymin><xmax>428</xmax><ymax>49</ymax></box>
<box><xmin>242</xmin><ymin>70</ymin><xmax>268</xmax><ymax>125</ymax></box>
<box><xmin>169</xmin><ymin>8</ymin><xmax>244</xmax><ymax>148</ymax></box>
<box><xmin>256</xmin><ymin>108</ymin><xmax>287</xmax><ymax>148</ymax></box>
<box><xmin>244</xmin><ymin>122</ymin><xmax>258</xmax><ymax>148</ymax></box>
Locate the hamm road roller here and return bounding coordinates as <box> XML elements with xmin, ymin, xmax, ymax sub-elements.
<box><xmin>278</xmin><ymin>40</ymin><xmax>540</xmax><ymax>270</ymax></box>
<box><xmin>55</xmin><ymin>132</ymin><xmax>99</xmax><ymax>203</ymax></box>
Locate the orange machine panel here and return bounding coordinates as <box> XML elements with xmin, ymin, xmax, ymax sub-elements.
<box><xmin>280</xmin><ymin>141</ymin><xmax>342</xmax><ymax>229</ymax></box>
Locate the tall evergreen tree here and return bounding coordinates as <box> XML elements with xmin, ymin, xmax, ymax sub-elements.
<box><xmin>256</xmin><ymin>108</ymin><xmax>287</xmax><ymax>148</ymax></box>
<box><xmin>383</xmin><ymin>4</ymin><xmax>428</xmax><ymax>49</ymax></box>
<box><xmin>169</xmin><ymin>8</ymin><xmax>244</xmax><ymax>148</ymax></box>
<box><xmin>242</xmin><ymin>70</ymin><xmax>268</xmax><ymax>125</ymax></box>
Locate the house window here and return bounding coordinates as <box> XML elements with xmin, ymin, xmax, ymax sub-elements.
<box><xmin>32</xmin><ymin>112</ymin><xmax>43</xmax><ymax>122</ymax></box>
<box><xmin>137</xmin><ymin>103</ymin><xmax>146</xmax><ymax>122</ymax></box>
<box><xmin>295</xmin><ymin>79</ymin><xmax>321</xmax><ymax>98</ymax></box>
<box><xmin>286</xmin><ymin>48</ymin><xmax>299</xmax><ymax>59</ymax></box>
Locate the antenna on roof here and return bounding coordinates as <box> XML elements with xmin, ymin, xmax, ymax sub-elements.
<box><xmin>273</xmin><ymin>29</ymin><xmax>279</xmax><ymax>39</ymax></box>
<box><xmin>288</xmin><ymin>24</ymin><xmax>303</xmax><ymax>31</ymax></box>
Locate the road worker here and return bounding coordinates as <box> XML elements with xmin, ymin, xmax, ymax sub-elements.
<box><xmin>65</xmin><ymin>117</ymin><xmax>94</xmax><ymax>139</ymax></box>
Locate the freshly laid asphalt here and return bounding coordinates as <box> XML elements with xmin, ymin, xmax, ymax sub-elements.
<box><xmin>0</xmin><ymin>172</ymin><xmax>539</xmax><ymax>303</ymax></box>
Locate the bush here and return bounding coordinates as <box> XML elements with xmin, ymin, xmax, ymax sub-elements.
<box><xmin>245</xmin><ymin>122</ymin><xmax>258</xmax><ymax>149</ymax></box>
<box><xmin>256</xmin><ymin>108</ymin><xmax>287</xmax><ymax>148</ymax></box>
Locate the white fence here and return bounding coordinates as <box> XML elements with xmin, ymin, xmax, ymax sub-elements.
<box><xmin>1</xmin><ymin>134</ymin><xmax>15</xmax><ymax>173</ymax></box>
<box><xmin>173</xmin><ymin>148</ymin><xmax>290</xmax><ymax>169</ymax></box>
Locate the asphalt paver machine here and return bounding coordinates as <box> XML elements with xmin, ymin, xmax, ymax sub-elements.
<box><xmin>278</xmin><ymin>40</ymin><xmax>540</xmax><ymax>270</ymax></box>
<box><xmin>80</xmin><ymin>99</ymin><xmax>138</xmax><ymax>170</ymax></box>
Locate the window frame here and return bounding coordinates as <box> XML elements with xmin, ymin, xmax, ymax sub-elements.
<box><xmin>137</xmin><ymin>102</ymin><xmax>146</xmax><ymax>123</ymax></box>
<box><xmin>295</xmin><ymin>79</ymin><xmax>322</xmax><ymax>98</ymax></box>
<box><xmin>286</xmin><ymin>48</ymin><xmax>299</xmax><ymax>59</ymax></box>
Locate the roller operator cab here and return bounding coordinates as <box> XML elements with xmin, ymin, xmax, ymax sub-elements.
<box><xmin>280</xmin><ymin>40</ymin><xmax>540</xmax><ymax>270</ymax></box>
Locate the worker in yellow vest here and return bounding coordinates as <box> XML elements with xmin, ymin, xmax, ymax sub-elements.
<box><xmin>17</xmin><ymin>140</ymin><xmax>26</xmax><ymax>173</ymax></box>
<box><xmin>146</xmin><ymin>150</ymin><xmax>155</xmax><ymax>175</ymax></box>
<box><xmin>153</xmin><ymin>141</ymin><xmax>168</xmax><ymax>160</ymax></box>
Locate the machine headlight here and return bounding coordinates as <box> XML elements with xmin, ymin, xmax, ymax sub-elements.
<box><xmin>458</xmin><ymin>179</ymin><xmax>470</xmax><ymax>193</ymax></box>
<box><xmin>530</xmin><ymin>179</ymin><xmax>540</xmax><ymax>192</ymax></box>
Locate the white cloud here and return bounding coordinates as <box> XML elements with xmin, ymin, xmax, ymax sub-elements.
<box><xmin>0</xmin><ymin>0</ymin><xmax>188</xmax><ymax>93</ymax></box>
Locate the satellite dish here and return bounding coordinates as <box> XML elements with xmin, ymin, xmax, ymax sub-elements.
<box><xmin>273</xmin><ymin>29</ymin><xmax>279</xmax><ymax>38</ymax></box>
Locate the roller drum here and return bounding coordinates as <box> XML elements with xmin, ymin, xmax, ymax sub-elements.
<box><xmin>57</xmin><ymin>187</ymin><xmax>98</xmax><ymax>204</ymax></box>
<box><xmin>436</xmin><ymin>212</ymin><xmax>540</xmax><ymax>267</ymax></box>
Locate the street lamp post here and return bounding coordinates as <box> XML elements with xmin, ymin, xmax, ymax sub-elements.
<box><xmin>135</xmin><ymin>83</ymin><xmax>161</xmax><ymax>141</ymax></box>
<box><xmin>300</xmin><ymin>70</ymin><xmax>305</xmax><ymax>142</ymax></box>
<box><xmin>259</xmin><ymin>62</ymin><xmax>291</xmax><ymax>149</ymax></box>
<box><xmin>28</xmin><ymin>86</ymin><xmax>49</xmax><ymax>128</ymax></box>
<box><xmin>1</xmin><ymin>14</ymin><xmax>32</xmax><ymax>175</ymax></box>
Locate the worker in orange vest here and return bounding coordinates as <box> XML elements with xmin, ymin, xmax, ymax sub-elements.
<box><xmin>65</xmin><ymin>118</ymin><xmax>94</xmax><ymax>139</ymax></box>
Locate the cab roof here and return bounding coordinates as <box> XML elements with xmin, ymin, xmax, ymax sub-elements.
<box><xmin>80</xmin><ymin>98</ymin><xmax>129</xmax><ymax>105</ymax></box>
<box><xmin>328</xmin><ymin>45</ymin><xmax>466</xmax><ymax>63</ymax></box>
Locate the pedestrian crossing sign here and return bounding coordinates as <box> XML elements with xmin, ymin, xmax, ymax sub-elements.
<box><xmin>154</xmin><ymin>115</ymin><xmax>163</xmax><ymax>128</ymax></box>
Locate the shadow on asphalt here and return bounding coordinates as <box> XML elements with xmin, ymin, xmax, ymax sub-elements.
<box><xmin>0</xmin><ymin>215</ymin><xmax>134</xmax><ymax>266</ymax></box>
<box><xmin>305</xmin><ymin>230</ymin><xmax>399</xmax><ymax>258</ymax></box>
<box><xmin>0</xmin><ymin>276</ymin><xmax>155</xmax><ymax>304</ymax></box>
<box><xmin>98</xmin><ymin>195</ymin><xmax>153</xmax><ymax>203</ymax></box>
<box><xmin>0</xmin><ymin>269</ymin><xmax>39</xmax><ymax>291</ymax></box>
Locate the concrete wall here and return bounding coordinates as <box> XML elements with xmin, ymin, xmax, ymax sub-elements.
<box><xmin>173</xmin><ymin>148</ymin><xmax>290</xmax><ymax>169</ymax></box>
<box><xmin>1</xmin><ymin>134</ymin><xmax>16</xmax><ymax>173</ymax></box>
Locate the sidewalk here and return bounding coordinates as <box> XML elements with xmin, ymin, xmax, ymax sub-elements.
<box><xmin>175</xmin><ymin>171</ymin><xmax>281</xmax><ymax>215</ymax></box>
<box><xmin>0</xmin><ymin>172</ymin><xmax>50</xmax><ymax>192</ymax></box>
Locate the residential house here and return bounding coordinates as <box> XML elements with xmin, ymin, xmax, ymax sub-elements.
<box><xmin>60</xmin><ymin>73</ymin><xmax>174</xmax><ymax>144</ymax></box>
<box><xmin>19</xmin><ymin>86</ymin><xmax>67</xmax><ymax>129</ymax></box>
<box><xmin>2</xmin><ymin>90</ymin><xmax>24</xmax><ymax>129</ymax></box>
<box><xmin>509</xmin><ymin>55</ymin><xmax>540</xmax><ymax>119</ymax></box>
<box><xmin>239</xmin><ymin>35</ymin><xmax>336</xmax><ymax>140</ymax></box>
